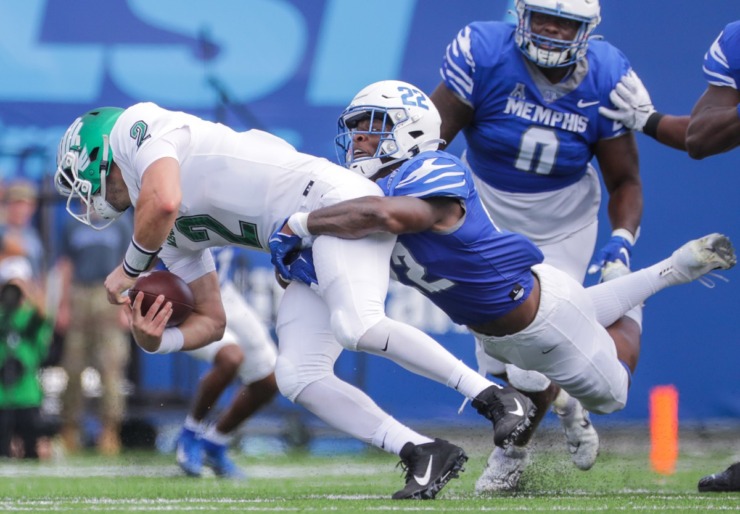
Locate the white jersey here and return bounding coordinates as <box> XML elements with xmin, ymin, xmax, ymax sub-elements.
<box><xmin>110</xmin><ymin>102</ymin><xmax>378</xmax><ymax>282</ymax></box>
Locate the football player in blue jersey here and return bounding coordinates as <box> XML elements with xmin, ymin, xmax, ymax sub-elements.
<box><xmin>174</xmin><ymin>247</ymin><xmax>278</xmax><ymax>480</ymax></box>
<box><xmin>600</xmin><ymin>19</ymin><xmax>740</xmax><ymax>494</ymax></box>
<box><xmin>428</xmin><ymin>0</ymin><xmax>646</xmax><ymax>487</ymax></box>
<box><xmin>269</xmin><ymin>79</ymin><xmax>736</xmax><ymax>494</ymax></box>
<box><xmin>600</xmin><ymin>20</ymin><xmax>740</xmax><ymax>160</ymax></box>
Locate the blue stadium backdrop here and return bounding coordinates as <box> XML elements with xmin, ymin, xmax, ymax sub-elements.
<box><xmin>1</xmin><ymin>0</ymin><xmax>738</xmax><ymax>425</ymax></box>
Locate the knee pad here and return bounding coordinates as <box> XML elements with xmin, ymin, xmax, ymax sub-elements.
<box><xmin>330</xmin><ymin>309</ymin><xmax>384</xmax><ymax>352</ymax></box>
<box><xmin>274</xmin><ymin>353</ymin><xmax>333</xmax><ymax>402</ymax></box>
<box><xmin>505</xmin><ymin>364</ymin><xmax>551</xmax><ymax>392</ymax></box>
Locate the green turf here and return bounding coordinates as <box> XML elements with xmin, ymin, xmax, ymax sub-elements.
<box><xmin>0</xmin><ymin>429</ymin><xmax>738</xmax><ymax>513</ymax></box>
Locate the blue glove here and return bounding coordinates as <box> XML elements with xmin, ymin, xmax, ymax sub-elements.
<box><xmin>588</xmin><ymin>234</ymin><xmax>633</xmax><ymax>275</ymax></box>
<box><xmin>287</xmin><ymin>248</ymin><xmax>318</xmax><ymax>289</ymax></box>
<box><xmin>268</xmin><ymin>223</ymin><xmax>302</xmax><ymax>281</ymax></box>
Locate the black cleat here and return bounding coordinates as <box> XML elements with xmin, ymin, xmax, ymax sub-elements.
<box><xmin>472</xmin><ymin>385</ymin><xmax>536</xmax><ymax>448</ymax></box>
<box><xmin>698</xmin><ymin>462</ymin><xmax>740</xmax><ymax>492</ymax></box>
<box><xmin>392</xmin><ymin>438</ymin><xmax>468</xmax><ymax>500</ymax></box>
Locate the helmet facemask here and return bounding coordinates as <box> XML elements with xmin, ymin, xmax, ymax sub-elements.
<box><xmin>54</xmin><ymin>108</ymin><xmax>126</xmax><ymax>230</ymax></box>
<box><xmin>515</xmin><ymin>0</ymin><xmax>601</xmax><ymax>68</ymax></box>
<box><xmin>336</xmin><ymin>107</ymin><xmax>407</xmax><ymax>178</ymax></box>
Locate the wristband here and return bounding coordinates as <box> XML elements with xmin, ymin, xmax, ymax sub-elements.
<box><xmin>287</xmin><ymin>212</ymin><xmax>312</xmax><ymax>239</ymax></box>
<box><xmin>123</xmin><ymin>238</ymin><xmax>160</xmax><ymax>278</ymax></box>
<box><xmin>612</xmin><ymin>228</ymin><xmax>637</xmax><ymax>245</ymax></box>
<box><xmin>736</xmin><ymin>103</ymin><xmax>740</xmax><ymax>120</ymax></box>
<box><xmin>643</xmin><ymin>112</ymin><xmax>664</xmax><ymax>139</ymax></box>
<box><xmin>149</xmin><ymin>327</ymin><xmax>184</xmax><ymax>355</ymax></box>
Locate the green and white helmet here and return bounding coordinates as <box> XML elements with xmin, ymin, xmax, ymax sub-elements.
<box><xmin>55</xmin><ymin>107</ymin><xmax>125</xmax><ymax>229</ymax></box>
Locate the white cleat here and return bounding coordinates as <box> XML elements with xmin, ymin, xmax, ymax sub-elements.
<box><xmin>664</xmin><ymin>233</ymin><xmax>736</xmax><ymax>285</ymax></box>
<box><xmin>475</xmin><ymin>445</ymin><xmax>530</xmax><ymax>494</ymax></box>
<box><xmin>554</xmin><ymin>395</ymin><xmax>599</xmax><ymax>471</ymax></box>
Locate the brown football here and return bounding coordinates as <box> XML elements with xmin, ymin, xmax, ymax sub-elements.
<box><xmin>128</xmin><ymin>270</ymin><xmax>194</xmax><ymax>327</ymax></box>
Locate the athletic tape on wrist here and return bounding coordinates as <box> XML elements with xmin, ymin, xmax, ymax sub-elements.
<box><xmin>612</xmin><ymin>228</ymin><xmax>636</xmax><ymax>245</ymax></box>
<box><xmin>123</xmin><ymin>238</ymin><xmax>160</xmax><ymax>278</ymax></box>
<box><xmin>152</xmin><ymin>327</ymin><xmax>184</xmax><ymax>354</ymax></box>
<box><xmin>643</xmin><ymin>112</ymin><xmax>664</xmax><ymax>139</ymax></box>
<box><xmin>287</xmin><ymin>212</ymin><xmax>312</xmax><ymax>239</ymax></box>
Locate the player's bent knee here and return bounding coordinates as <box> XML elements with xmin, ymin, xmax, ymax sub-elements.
<box><xmin>329</xmin><ymin>310</ymin><xmax>378</xmax><ymax>352</ymax></box>
<box><xmin>274</xmin><ymin>354</ymin><xmax>331</xmax><ymax>402</ymax></box>
<box><xmin>579</xmin><ymin>389</ymin><xmax>627</xmax><ymax>415</ymax></box>
<box><xmin>505</xmin><ymin>365</ymin><xmax>551</xmax><ymax>392</ymax></box>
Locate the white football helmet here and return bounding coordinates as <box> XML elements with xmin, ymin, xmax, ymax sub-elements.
<box><xmin>515</xmin><ymin>0</ymin><xmax>601</xmax><ymax>68</ymax></box>
<box><xmin>335</xmin><ymin>80</ymin><xmax>443</xmax><ymax>178</ymax></box>
<box><xmin>55</xmin><ymin>107</ymin><xmax>126</xmax><ymax>230</ymax></box>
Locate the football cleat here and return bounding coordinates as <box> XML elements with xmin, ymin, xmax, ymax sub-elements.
<box><xmin>698</xmin><ymin>462</ymin><xmax>740</xmax><ymax>492</ymax></box>
<box><xmin>472</xmin><ymin>385</ymin><xmax>536</xmax><ymax>448</ymax></box>
<box><xmin>176</xmin><ymin>427</ymin><xmax>203</xmax><ymax>477</ymax></box>
<box><xmin>475</xmin><ymin>444</ymin><xmax>530</xmax><ymax>493</ymax></box>
<box><xmin>664</xmin><ymin>233</ymin><xmax>736</xmax><ymax>286</ymax></box>
<box><xmin>553</xmin><ymin>395</ymin><xmax>599</xmax><ymax>471</ymax></box>
<box><xmin>392</xmin><ymin>439</ymin><xmax>467</xmax><ymax>500</ymax></box>
<box><xmin>203</xmin><ymin>439</ymin><xmax>247</xmax><ymax>480</ymax></box>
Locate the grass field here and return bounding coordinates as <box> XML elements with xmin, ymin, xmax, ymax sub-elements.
<box><xmin>0</xmin><ymin>425</ymin><xmax>738</xmax><ymax>513</ymax></box>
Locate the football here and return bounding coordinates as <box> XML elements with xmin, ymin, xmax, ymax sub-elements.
<box><xmin>128</xmin><ymin>270</ymin><xmax>194</xmax><ymax>327</ymax></box>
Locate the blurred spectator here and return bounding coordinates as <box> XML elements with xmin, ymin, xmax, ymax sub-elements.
<box><xmin>54</xmin><ymin>213</ymin><xmax>133</xmax><ymax>455</ymax></box>
<box><xmin>0</xmin><ymin>256</ymin><xmax>53</xmax><ymax>459</ymax></box>
<box><xmin>1</xmin><ymin>180</ymin><xmax>45</xmax><ymax>279</ymax></box>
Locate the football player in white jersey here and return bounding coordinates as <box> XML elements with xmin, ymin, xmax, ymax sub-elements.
<box><xmin>272</xmin><ymin>79</ymin><xmax>737</xmax><ymax>494</ymax></box>
<box><xmin>600</xmin><ymin>19</ymin><xmax>740</xmax><ymax>494</ymax></box>
<box><xmin>430</xmin><ymin>0</ymin><xmax>646</xmax><ymax>487</ymax></box>
<box><xmin>54</xmin><ymin>102</ymin><xmax>539</xmax><ymax>500</ymax></box>
<box><xmin>174</xmin><ymin>247</ymin><xmax>278</xmax><ymax>480</ymax></box>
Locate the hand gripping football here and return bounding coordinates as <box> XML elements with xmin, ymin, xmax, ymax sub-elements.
<box><xmin>128</xmin><ymin>270</ymin><xmax>194</xmax><ymax>327</ymax></box>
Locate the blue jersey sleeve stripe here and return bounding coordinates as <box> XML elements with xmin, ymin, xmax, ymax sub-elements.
<box><xmin>423</xmin><ymin>171</ymin><xmax>466</xmax><ymax>184</ymax></box>
<box><xmin>703</xmin><ymin>34</ymin><xmax>737</xmax><ymax>88</ymax></box>
<box><xmin>443</xmin><ymin>52</ymin><xmax>475</xmax><ymax>98</ymax></box>
<box><xmin>405</xmin><ymin>180</ymin><xmax>468</xmax><ymax>198</ymax></box>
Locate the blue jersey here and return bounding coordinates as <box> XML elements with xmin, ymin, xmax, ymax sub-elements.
<box><xmin>376</xmin><ymin>151</ymin><xmax>544</xmax><ymax>326</ymax></box>
<box><xmin>702</xmin><ymin>20</ymin><xmax>740</xmax><ymax>89</ymax></box>
<box><xmin>440</xmin><ymin>22</ymin><xmax>630</xmax><ymax>193</ymax></box>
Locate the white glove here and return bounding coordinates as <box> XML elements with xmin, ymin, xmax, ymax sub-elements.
<box><xmin>598</xmin><ymin>70</ymin><xmax>656</xmax><ymax>132</ymax></box>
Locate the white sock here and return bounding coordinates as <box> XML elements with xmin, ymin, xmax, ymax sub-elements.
<box><xmin>372</xmin><ymin>416</ymin><xmax>433</xmax><ymax>455</ymax></box>
<box><xmin>357</xmin><ymin>317</ymin><xmax>490</xmax><ymax>399</ymax></box>
<box><xmin>586</xmin><ymin>260</ymin><xmax>672</xmax><ymax>327</ymax></box>
<box><xmin>203</xmin><ymin>425</ymin><xmax>232</xmax><ymax>446</ymax></box>
<box><xmin>184</xmin><ymin>415</ymin><xmax>205</xmax><ymax>434</ymax></box>
<box><xmin>295</xmin><ymin>375</ymin><xmax>397</xmax><ymax>447</ymax></box>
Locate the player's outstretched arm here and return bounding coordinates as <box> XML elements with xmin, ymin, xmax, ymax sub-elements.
<box><xmin>686</xmin><ymin>85</ymin><xmax>740</xmax><ymax>159</ymax></box>
<box><xmin>296</xmin><ymin>196</ymin><xmax>446</xmax><ymax>240</ymax></box>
